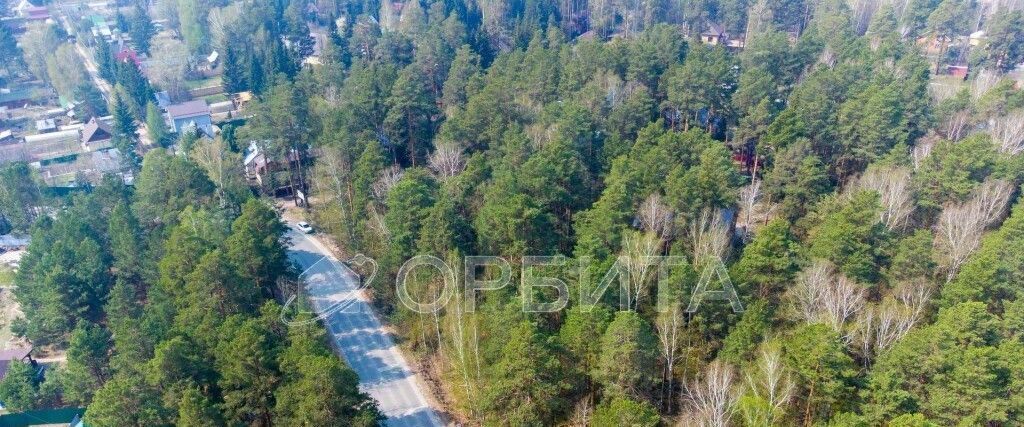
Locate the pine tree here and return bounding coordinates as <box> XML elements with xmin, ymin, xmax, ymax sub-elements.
<box><xmin>111</xmin><ymin>91</ymin><xmax>141</xmax><ymax>170</ymax></box>
<box><xmin>592</xmin><ymin>396</ymin><xmax>660</xmax><ymax>427</ymax></box>
<box><xmin>0</xmin><ymin>361</ymin><xmax>40</xmax><ymax>412</ymax></box>
<box><xmin>0</xmin><ymin>162</ymin><xmax>42</xmax><ymax>232</ymax></box>
<box><xmin>128</xmin><ymin>5</ymin><xmax>156</xmax><ymax>53</ymax></box>
<box><xmin>247</xmin><ymin>52</ymin><xmax>265</xmax><ymax>94</ymax></box>
<box><xmin>177</xmin><ymin>385</ymin><xmax>224</xmax><ymax>426</ymax></box>
<box><xmin>221</xmin><ymin>44</ymin><xmax>246</xmax><ymax>93</ymax></box>
<box><xmin>481</xmin><ymin>321</ymin><xmax>569</xmax><ymax>425</ymax></box>
<box><xmin>95</xmin><ymin>37</ymin><xmax>116</xmax><ymax>82</ymax></box>
<box><xmin>86</xmin><ymin>375</ymin><xmax>170</xmax><ymax>425</ymax></box>
<box><xmin>145</xmin><ymin>101</ymin><xmax>167</xmax><ymax>147</ymax></box>
<box><xmin>114</xmin><ymin>61</ymin><xmax>153</xmax><ymax>119</ymax></box>
<box><xmin>594</xmin><ymin>311</ymin><xmax>658</xmax><ymax>400</ymax></box>
<box><xmin>61</xmin><ymin>322</ymin><xmax>113</xmax><ymax>405</ymax></box>
<box><xmin>224</xmin><ymin>200</ymin><xmax>288</xmax><ymax>299</ymax></box>
<box><xmin>215</xmin><ymin>316</ymin><xmax>282</xmax><ymax>425</ymax></box>
<box><xmin>385</xmin><ymin>64</ymin><xmax>437</xmax><ymax>166</ymax></box>
<box><xmin>74</xmin><ymin>83</ymin><xmax>109</xmax><ymax>120</ymax></box>
<box><xmin>108</xmin><ymin>202</ymin><xmax>144</xmax><ymax>284</ymax></box>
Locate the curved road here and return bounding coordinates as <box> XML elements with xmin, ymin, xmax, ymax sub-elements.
<box><xmin>285</xmin><ymin>223</ymin><xmax>444</xmax><ymax>426</ymax></box>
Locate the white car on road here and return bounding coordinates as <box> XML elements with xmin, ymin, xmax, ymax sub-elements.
<box><xmin>296</xmin><ymin>221</ymin><xmax>314</xmax><ymax>234</ymax></box>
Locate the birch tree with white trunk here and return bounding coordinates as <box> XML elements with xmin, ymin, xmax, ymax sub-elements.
<box><xmin>637</xmin><ymin>193</ymin><xmax>674</xmax><ymax>239</ymax></box>
<box><xmin>934</xmin><ymin>179</ymin><xmax>1014</xmax><ymax>281</ymax></box>
<box><xmin>857</xmin><ymin>166</ymin><xmax>915</xmax><ymax>231</ymax></box>
<box><xmin>682</xmin><ymin>361</ymin><xmax>741</xmax><ymax>427</ymax></box>
<box><xmin>372</xmin><ymin>165</ymin><xmax>404</xmax><ymax>203</ymax></box>
<box><xmin>851</xmin><ymin>280</ymin><xmax>931</xmax><ymax>363</ymax></box>
<box><xmin>656</xmin><ymin>301</ymin><xmax>686</xmax><ymax>411</ymax></box>
<box><xmin>989</xmin><ymin>111</ymin><xmax>1024</xmax><ymax>155</ymax></box>
<box><xmin>740</xmin><ymin>346</ymin><xmax>794</xmax><ymax>426</ymax></box>
<box><xmin>790</xmin><ymin>261</ymin><xmax>866</xmax><ymax>335</ymax></box>
<box><xmin>428</xmin><ymin>143</ymin><xmax>465</xmax><ymax>180</ymax></box>
<box><xmin>690</xmin><ymin>210</ymin><xmax>730</xmax><ymax>270</ymax></box>
<box><xmin>943</xmin><ymin>110</ymin><xmax>972</xmax><ymax>142</ymax></box>
<box><xmin>971</xmin><ymin>69</ymin><xmax>1000</xmax><ymax>102</ymax></box>
<box><xmin>620</xmin><ymin>230</ymin><xmax>663</xmax><ymax>311</ymax></box>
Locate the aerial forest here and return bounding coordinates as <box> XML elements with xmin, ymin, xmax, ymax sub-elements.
<box><xmin>1</xmin><ymin>0</ymin><xmax>1023</xmax><ymax>425</ymax></box>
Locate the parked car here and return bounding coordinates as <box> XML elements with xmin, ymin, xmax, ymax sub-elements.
<box><xmin>296</xmin><ymin>222</ymin><xmax>314</xmax><ymax>234</ymax></box>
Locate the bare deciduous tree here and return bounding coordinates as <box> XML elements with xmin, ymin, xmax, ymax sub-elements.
<box><xmin>912</xmin><ymin>134</ymin><xmax>940</xmax><ymax>170</ymax></box>
<box><xmin>872</xmin><ymin>301</ymin><xmax>916</xmax><ymax>351</ymax></box>
<box><xmin>791</xmin><ymin>261</ymin><xmax>866</xmax><ymax>334</ymax></box>
<box><xmin>149</xmin><ymin>38</ymin><xmax>192</xmax><ymax>101</ymax></box>
<box><xmin>851</xmin><ymin>280</ymin><xmax>931</xmax><ymax>363</ymax></box>
<box><xmin>690</xmin><ymin>210</ymin><xmax>730</xmax><ymax>270</ymax></box>
<box><xmin>656</xmin><ymin>303</ymin><xmax>686</xmax><ymax>411</ymax></box>
<box><xmin>208</xmin><ymin>3</ymin><xmax>242</xmax><ymax>53</ymax></box>
<box><xmin>568</xmin><ymin>398</ymin><xmax>594</xmax><ymax>427</ymax></box>
<box><xmin>971</xmin><ymin>69</ymin><xmax>1000</xmax><ymax>103</ymax></box>
<box><xmin>190</xmin><ymin>137</ymin><xmax>246</xmax><ymax>210</ymax></box>
<box><xmin>943</xmin><ymin>110</ymin><xmax>972</xmax><ymax>142</ymax></box>
<box><xmin>741</xmin><ymin>346</ymin><xmax>794</xmax><ymax>426</ymax></box>
<box><xmin>819</xmin><ymin>48</ymin><xmax>838</xmax><ymax>69</ymax></box>
<box><xmin>973</xmin><ymin>179</ymin><xmax>1014</xmax><ymax>227</ymax></box>
<box><xmin>428</xmin><ymin>143</ymin><xmax>466</xmax><ymax>179</ymax></box>
<box><xmin>857</xmin><ymin>167</ymin><xmax>915</xmax><ymax>231</ymax></box>
<box><xmin>851</xmin><ymin>308</ymin><xmax>875</xmax><ymax>364</ymax></box>
<box><xmin>620</xmin><ymin>230</ymin><xmax>663</xmax><ymax>310</ymax></box>
<box><xmin>935</xmin><ymin>179</ymin><xmax>1014</xmax><ymax>281</ymax></box>
<box><xmin>683</xmin><ymin>361</ymin><xmax>741</xmax><ymax>427</ymax></box>
<box><xmin>443</xmin><ymin>291</ymin><xmax>481</xmax><ymax>418</ymax></box>
<box><xmin>367</xmin><ymin>203</ymin><xmax>390</xmax><ymax>240</ymax></box>
<box><xmin>935</xmin><ymin>202</ymin><xmax>985</xmax><ymax>281</ymax></box>
<box><xmin>738</xmin><ymin>180</ymin><xmax>761</xmax><ymax>233</ymax></box>
<box><xmin>372</xmin><ymin>165</ymin><xmax>404</xmax><ymax>202</ymax></box>
<box><xmin>311</xmin><ymin>147</ymin><xmax>357</xmax><ymax>241</ymax></box>
<box><xmin>638</xmin><ymin>193</ymin><xmax>674</xmax><ymax>238</ymax></box>
<box><xmin>990</xmin><ymin>111</ymin><xmax>1024</xmax><ymax>155</ymax></box>
<box><xmin>895</xmin><ymin>280</ymin><xmax>932</xmax><ymax>320</ymax></box>
<box><xmin>746</xmin><ymin>0</ymin><xmax>773</xmax><ymax>40</ymax></box>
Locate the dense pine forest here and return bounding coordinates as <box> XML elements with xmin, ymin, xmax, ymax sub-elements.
<box><xmin>1</xmin><ymin>0</ymin><xmax>1024</xmax><ymax>425</ymax></box>
<box><xmin>296</xmin><ymin>1</ymin><xmax>1024</xmax><ymax>425</ymax></box>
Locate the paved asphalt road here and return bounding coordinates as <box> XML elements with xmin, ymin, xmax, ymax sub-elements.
<box><xmin>285</xmin><ymin>224</ymin><xmax>444</xmax><ymax>426</ymax></box>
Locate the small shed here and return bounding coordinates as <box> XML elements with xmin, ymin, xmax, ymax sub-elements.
<box><xmin>969</xmin><ymin>30</ymin><xmax>986</xmax><ymax>47</ymax></box>
<box><xmin>948</xmin><ymin>65</ymin><xmax>969</xmax><ymax>80</ymax></box>
<box><xmin>701</xmin><ymin>23</ymin><xmax>728</xmax><ymax>45</ymax></box>
<box><xmin>34</xmin><ymin>119</ymin><xmax>56</xmax><ymax>134</ymax></box>
<box><xmin>0</xmin><ymin>235</ymin><xmax>29</xmax><ymax>251</ymax></box>
<box><xmin>0</xmin><ymin>347</ymin><xmax>35</xmax><ymax>380</ymax></box>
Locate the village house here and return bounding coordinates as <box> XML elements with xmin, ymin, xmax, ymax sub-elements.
<box><xmin>165</xmin><ymin>100</ymin><xmax>214</xmax><ymax>137</ymax></box>
<box><xmin>701</xmin><ymin>23</ymin><xmax>728</xmax><ymax>46</ymax></box>
<box><xmin>14</xmin><ymin>0</ymin><xmax>48</xmax><ymax>22</ymax></box>
<box><xmin>80</xmin><ymin>116</ymin><xmax>113</xmax><ymax>152</ymax></box>
<box><xmin>0</xmin><ymin>87</ymin><xmax>45</xmax><ymax>110</ymax></box>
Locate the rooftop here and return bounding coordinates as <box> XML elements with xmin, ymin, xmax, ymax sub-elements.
<box><xmin>81</xmin><ymin>117</ymin><xmax>113</xmax><ymax>144</ymax></box>
<box><xmin>0</xmin><ymin>346</ymin><xmax>32</xmax><ymax>380</ymax></box>
<box><xmin>165</xmin><ymin>100</ymin><xmax>210</xmax><ymax>119</ymax></box>
<box><xmin>0</xmin><ymin>235</ymin><xmax>29</xmax><ymax>249</ymax></box>
<box><xmin>703</xmin><ymin>23</ymin><xmax>726</xmax><ymax>36</ymax></box>
<box><xmin>35</xmin><ymin>118</ymin><xmax>56</xmax><ymax>132</ymax></box>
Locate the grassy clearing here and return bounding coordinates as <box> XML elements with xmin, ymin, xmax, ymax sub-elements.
<box><xmin>186</xmin><ymin>75</ymin><xmax>223</xmax><ymax>89</ymax></box>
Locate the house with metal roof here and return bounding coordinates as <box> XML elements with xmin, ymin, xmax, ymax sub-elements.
<box><xmin>80</xmin><ymin>117</ymin><xmax>113</xmax><ymax>152</ymax></box>
<box><xmin>165</xmin><ymin>100</ymin><xmax>213</xmax><ymax>137</ymax></box>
